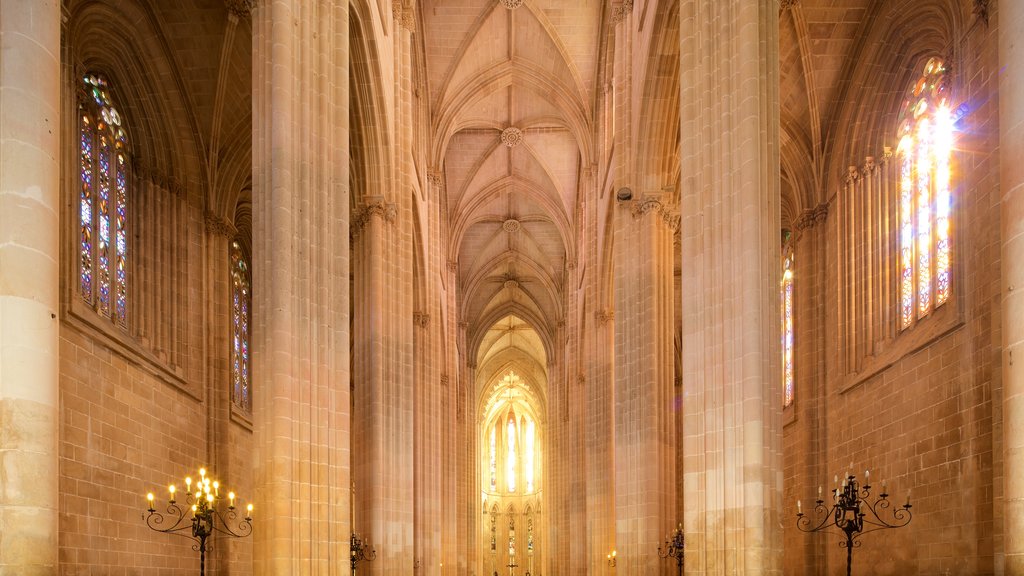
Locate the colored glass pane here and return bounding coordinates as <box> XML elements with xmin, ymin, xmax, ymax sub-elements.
<box><xmin>80</xmin><ymin>74</ymin><xmax>129</xmax><ymax>326</ymax></box>
<box><xmin>506</xmin><ymin>411</ymin><xmax>516</xmax><ymax>493</ymax></box>
<box><xmin>80</xmin><ymin>114</ymin><xmax>94</xmax><ymax>303</ymax></box>
<box><xmin>490</xmin><ymin>426</ymin><xmax>497</xmax><ymax>492</ymax></box>
<box><xmin>524</xmin><ymin>418</ymin><xmax>535</xmax><ymax>493</ymax></box>
<box><xmin>97</xmin><ymin>134</ymin><xmax>111</xmax><ymax>317</ymax></box>
<box><xmin>897</xmin><ymin>58</ymin><xmax>953</xmax><ymax>330</ymax></box>
<box><xmin>782</xmin><ymin>254</ymin><xmax>794</xmax><ymax>407</ymax></box>
<box><xmin>231</xmin><ymin>241</ymin><xmax>252</xmax><ymax>412</ymax></box>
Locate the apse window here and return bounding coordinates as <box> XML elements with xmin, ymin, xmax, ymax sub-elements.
<box><xmin>79</xmin><ymin>74</ymin><xmax>129</xmax><ymax>327</ymax></box>
<box><xmin>896</xmin><ymin>57</ymin><xmax>953</xmax><ymax>331</ymax></box>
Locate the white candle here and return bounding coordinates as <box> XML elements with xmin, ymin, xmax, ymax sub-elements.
<box><xmin>797</xmin><ymin>500</ymin><xmax>802</xmax><ymax>514</ymax></box>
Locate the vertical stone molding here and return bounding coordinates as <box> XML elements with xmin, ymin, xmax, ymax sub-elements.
<box><xmin>250</xmin><ymin>1</ymin><xmax>351</xmax><ymax>573</ymax></box>
<box><xmin>679</xmin><ymin>0</ymin><xmax>783</xmax><ymax>573</ymax></box>
<box><xmin>0</xmin><ymin>0</ymin><xmax>60</xmax><ymax>571</ymax></box>
<box><xmin>1001</xmin><ymin>1</ymin><xmax>1024</xmax><ymax>571</ymax></box>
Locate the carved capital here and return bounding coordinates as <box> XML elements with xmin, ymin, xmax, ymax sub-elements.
<box><xmin>353</xmin><ymin>201</ymin><xmax>397</xmax><ymax>235</ymax></box>
<box><xmin>393</xmin><ymin>0</ymin><xmax>414</xmax><ymax>30</ymax></box>
<box><xmin>440</xmin><ymin>374</ymin><xmax>449</xmax><ymax>387</ymax></box>
<box><xmin>612</xmin><ymin>0</ymin><xmax>633</xmax><ymax>23</ymax></box>
<box><xmin>447</xmin><ymin>260</ymin><xmax>459</xmax><ymax>273</ymax></box>
<box><xmin>413</xmin><ymin>311</ymin><xmax>430</xmax><ymax>328</ymax></box>
<box><xmin>458</xmin><ymin>320</ymin><xmax>469</xmax><ymax>329</ymax></box>
<box><xmin>427</xmin><ymin>172</ymin><xmax>443</xmax><ymax>189</ymax></box>
<box><xmin>845</xmin><ymin>165</ymin><xmax>860</xmax><ymax>184</ymax></box>
<box><xmin>596</xmin><ymin>309</ymin><xmax>614</xmax><ymax>325</ymax></box>
<box><xmin>974</xmin><ymin>0</ymin><xmax>989</xmax><ymax>26</ymax></box>
<box><xmin>863</xmin><ymin>156</ymin><xmax>877</xmax><ymax>176</ymax></box>
<box><xmin>501</xmin><ymin>0</ymin><xmax>524</xmax><ymax>8</ymax></box>
<box><xmin>224</xmin><ymin>0</ymin><xmax>253</xmax><ymax>18</ymax></box>
<box><xmin>794</xmin><ymin>202</ymin><xmax>829</xmax><ymax>232</ymax></box>
<box><xmin>205</xmin><ymin>211</ymin><xmax>236</xmax><ymax>238</ymax></box>
<box><xmin>565</xmin><ymin>259</ymin><xmax>577</xmax><ymax>270</ymax></box>
<box><xmin>631</xmin><ymin>197</ymin><xmax>663</xmax><ymax>219</ymax></box>
<box><xmin>779</xmin><ymin>0</ymin><xmax>799</xmax><ymax>10</ymax></box>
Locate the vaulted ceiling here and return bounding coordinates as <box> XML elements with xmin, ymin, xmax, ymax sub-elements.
<box><xmin>80</xmin><ymin>0</ymin><xmax>914</xmax><ymax>384</ymax></box>
<box><xmin>422</xmin><ymin>1</ymin><xmax>603</xmax><ymax>382</ymax></box>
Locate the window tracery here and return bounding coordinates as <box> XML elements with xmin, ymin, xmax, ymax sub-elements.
<box><xmin>79</xmin><ymin>74</ymin><xmax>129</xmax><ymax>327</ymax></box>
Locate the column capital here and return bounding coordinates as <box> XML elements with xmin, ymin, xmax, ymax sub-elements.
<box><xmin>413</xmin><ymin>311</ymin><xmax>430</xmax><ymax>328</ymax></box>
<box><xmin>353</xmin><ymin>200</ymin><xmax>397</xmax><ymax>235</ymax></box>
<box><xmin>612</xmin><ymin>0</ymin><xmax>633</xmax><ymax>23</ymax></box>
<box><xmin>205</xmin><ymin>211</ymin><xmax>237</xmax><ymax>238</ymax></box>
<box><xmin>224</xmin><ymin>0</ymin><xmax>253</xmax><ymax>18</ymax></box>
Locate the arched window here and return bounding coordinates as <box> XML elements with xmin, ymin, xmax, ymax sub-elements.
<box><xmin>524</xmin><ymin>418</ymin><xmax>535</xmax><ymax>493</ymax></box>
<box><xmin>506</xmin><ymin>409</ymin><xmax>517</xmax><ymax>493</ymax></box>
<box><xmin>490</xmin><ymin>426</ymin><xmax>497</xmax><ymax>492</ymax></box>
<box><xmin>897</xmin><ymin>58</ymin><xmax>953</xmax><ymax>330</ymax></box>
<box><xmin>230</xmin><ymin>240</ymin><xmax>252</xmax><ymax>413</ymax></box>
<box><xmin>782</xmin><ymin>246</ymin><xmax>794</xmax><ymax>407</ymax></box>
<box><xmin>79</xmin><ymin>74</ymin><xmax>129</xmax><ymax>327</ymax></box>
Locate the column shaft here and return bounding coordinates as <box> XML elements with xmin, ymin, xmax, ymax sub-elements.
<box><xmin>1000</xmin><ymin>0</ymin><xmax>1024</xmax><ymax>570</ymax></box>
<box><xmin>0</xmin><ymin>1</ymin><xmax>60</xmax><ymax>572</ymax></box>
<box><xmin>679</xmin><ymin>1</ymin><xmax>782</xmax><ymax>573</ymax></box>
<box><xmin>252</xmin><ymin>1</ymin><xmax>351</xmax><ymax>573</ymax></box>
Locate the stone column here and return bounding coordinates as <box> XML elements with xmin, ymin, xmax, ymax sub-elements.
<box><xmin>251</xmin><ymin>1</ymin><xmax>351</xmax><ymax>573</ymax></box>
<box><xmin>613</xmin><ymin>195</ymin><xmax>677</xmax><ymax>576</ymax></box>
<box><xmin>678</xmin><ymin>0</ymin><xmax>782</xmax><ymax>574</ymax></box>
<box><xmin>0</xmin><ymin>1</ymin><xmax>60</xmax><ymax>573</ymax></box>
<box><xmin>1001</xmin><ymin>0</ymin><xmax>1024</xmax><ymax>571</ymax></box>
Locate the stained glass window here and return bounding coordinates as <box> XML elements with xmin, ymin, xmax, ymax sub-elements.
<box><xmin>231</xmin><ymin>240</ymin><xmax>252</xmax><ymax>413</ymax></box>
<box><xmin>490</xmin><ymin>426</ymin><xmax>497</xmax><ymax>492</ymax></box>
<box><xmin>897</xmin><ymin>58</ymin><xmax>953</xmax><ymax>330</ymax></box>
<box><xmin>524</xmin><ymin>418</ymin><xmax>535</xmax><ymax>493</ymax></box>
<box><xmin>79</xmin><ymin>74</ymin><xmax>128</xmax><ymax>327</ymax></box>
<box><xmin>782</xmin><ymin>250</ymin><xmax>794</xmax><ymax>407</ymax></box>
<box><xmin>506</xmin><ymin>410</ymin><xmax>517</xmax><ymax>493</ymax></box>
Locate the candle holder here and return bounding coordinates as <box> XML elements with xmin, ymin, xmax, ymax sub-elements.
<box><xmin>350</xmin><ymin>532</ymin><xmax>376</xmax><ymax>573</ymax></box>
<box><xmin>606</xmin><ymin>550</ymin><xmax>616</xmax><ymax>567</ymax></box>
<box><xmin>796</xmin><ymin>473</ymin><xmax>912</xmax><ymax>576</ymax></box>
<box><xmin>143</xmin><ymin>467</ymin><xmax>252</xmax><ymax>576</ymax></box>
<box><xmin>658</xmin><ymin>525</ymin><xmax>684</xmax><ymax>576</ymax></box>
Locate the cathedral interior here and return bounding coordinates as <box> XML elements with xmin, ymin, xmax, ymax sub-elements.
<box><xmin>0</xmin><ymin>0</ymin><xmax>1021</xmax><ymax>574</ymax></box>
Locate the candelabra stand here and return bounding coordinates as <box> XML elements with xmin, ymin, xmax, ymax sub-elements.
<box><xmin>796</xmin><ymin>473</ymin><xmax>912</xmax><ymax>576</ymax></box>
<box><xmin>144</xmin><ymin>468</ymin><xmax>252</xmax><ymax>576</ymax></box>
<box><xmin>658</xmin><ymin>525</ymin><xmax>685</xmax><ymax>576</ymax></box>
<box><xmin>350</xmin><ymin>532</ymin><xmax>376</xmax><ymax>573</ymax></box>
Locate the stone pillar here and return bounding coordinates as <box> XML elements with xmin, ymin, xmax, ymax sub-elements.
<box><xmin>613</xmin><ymin>195</ymin><xmax>677</xmax><ymax>576</ymax></box>
<box><xmin>0</xmin><ymin>1</ymin><xmax>60</xmax><ymax>573</ymax></box>
<box><xmin>678</xmin><ymin>0</ymin><xmax>782</xmax><ymax>574</ymax></box>
<box><xmin>1001</xmin><ymin>0</ymin><xmax>1024</xmax><ymax>571</ymax></box>
<box><xmin>251</xmin><ymin>1</ymin><xmax>351</xmax><ymax>573</ymax></box>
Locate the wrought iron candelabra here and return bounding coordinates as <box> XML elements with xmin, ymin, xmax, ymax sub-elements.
<box><xmin>658</xmin><ymin>524</ymin><xmax>685</xmax><ymax>576</ymax></box>
<box><xmin>350</xmin><ymin>531</ymin><xmax>376</xmax><ymax>573</ymax></box>
<box><xmin>144</xmin><ymin>467</ymin><xmax>253</xmax><ymax>576</ymax></box>
<box><xmin>796</xmin><ymin>472</ymin><xmax>912</xmax><ymax>576</ymax></box>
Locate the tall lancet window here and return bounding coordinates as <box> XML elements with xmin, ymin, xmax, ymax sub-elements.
<box><xmin>506</xmin><ymin>409</ymin><xmax>517</xmax><ymax>493</ymax></box>
<box><xmin>782</xmin><ymin>247</ymin><xmax>795</xmax><ymax>407</ymax></box>
<box><xmin>524</xmin><ymin>418</ymin><xmax>535</xmax><ymax>493</ymax></box>
<box><xmin>490</xmin><ymin>426</ymin><xmax>497</xmax><ymax>491</ymax></box>
<box><xmin>897</xmin><ymin>57</ymin><xmax>954</xmax><ymax>330</ymax></box>
<box><xmin>79</xmin><ymin>74</ymin><xmax>129</xmax><ymax>327</ymax></box>
<box><xmin>230</xmin><ymin>240</ymin><xmax>252</xmax><ymax>413</ymax></box>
